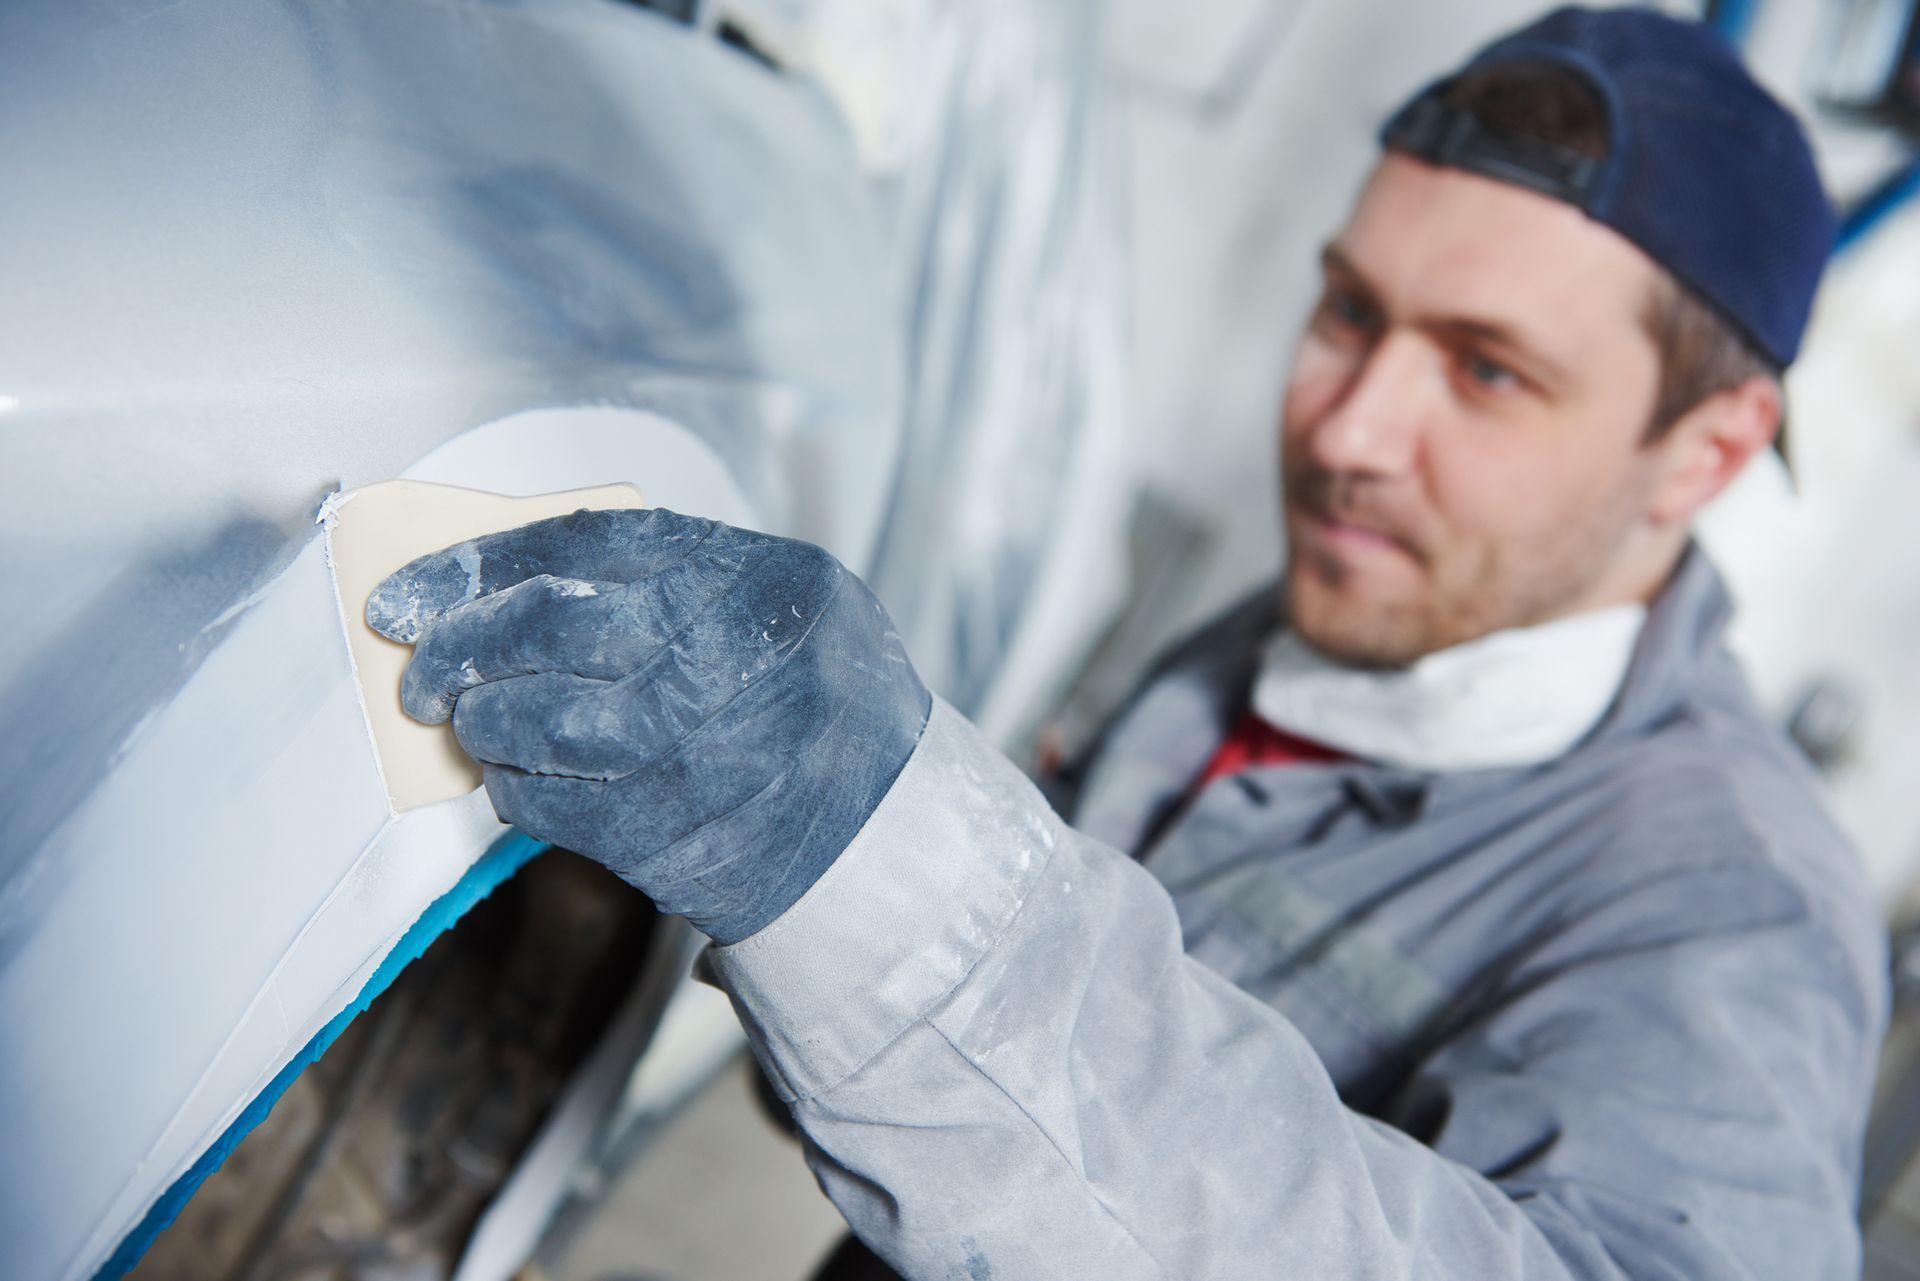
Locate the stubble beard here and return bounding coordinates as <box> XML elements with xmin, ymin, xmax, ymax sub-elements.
<box><xmin>1281</xmin><ymin>466</ymin><xmax>1645</xmax><ymax>670</ymax></box>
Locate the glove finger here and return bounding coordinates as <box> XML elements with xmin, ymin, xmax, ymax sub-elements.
<box><xmin>453</xmin><ymin>670</ymin><xmax>654</xmax><ymax>779</ymax></box>
<box><xmin>400</xmin><ymin>574</ymin><xmax>624</xmax><ymax>723</ymax></box>
<box><xmin>366</xmin><ymin>506</ymin><xmax>725</xmax><ymax>643</ymax></box>
<box><xmin>446</xmin><ymin>589</ymin><xmax>834</xmax><ymax>778</ymax></box>
<box><xmin>475</xmin><ymin>541</ymin><xmax>904</xmax><ymax>770</ymax></box>
<box><xmin>593</xmin><ymin>536</ymin><xmax>855</xmax><ymax>741</ymax></box>
<box><xmin>480</xmin><ymin>765</ymin><xmax>616</xmax><ymax>861</ymax></box>
<box><xmin>400</xmin><ymin>530</ymin><xmax>846</xmax><ymax>726</ymax></box>
<box><xmin>480</xmin><ymin>757</ymin><xmax>775</xmax><ymax>883</ymax></box>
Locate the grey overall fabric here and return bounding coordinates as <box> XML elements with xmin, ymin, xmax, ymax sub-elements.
<box><xmin>707</xmin><ymin>547</ymin><xmax>1888</xmax><ymax>1279</ymax></box>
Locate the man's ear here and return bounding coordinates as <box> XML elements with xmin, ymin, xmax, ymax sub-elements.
<box><xmin>1647</xmin><ymin>375</ymin><xmax>1782</xmax><ymax>527</ymax></box>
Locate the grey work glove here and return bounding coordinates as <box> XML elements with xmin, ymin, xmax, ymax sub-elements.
<box><xmin>364</xmin><ymin>507</ymin><xmax>933</xmax><ymax>944</ymax></box>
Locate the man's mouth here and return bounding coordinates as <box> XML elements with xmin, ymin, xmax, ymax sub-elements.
<box><xmin>1304</xmin><ymin>511</ymin><xmax>1401</xmax><ymax>552</ymax></box>
<box><xmin>1293</xmin><ymin>506</ymin><xmax>1421</xmax><ymax>565</ymax></box>
<box><xmin>1282</xmin><ymin>465</ymin><xmax>1429</xmax><ymax>569</ymax></box>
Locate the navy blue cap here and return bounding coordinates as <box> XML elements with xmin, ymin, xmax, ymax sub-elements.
<box><xmin>1381</xmin><ymin>6</ymin><xmax>1837</xmax><ymax>368</ymax></box>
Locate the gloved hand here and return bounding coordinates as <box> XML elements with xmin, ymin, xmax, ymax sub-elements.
<box><xmin>365</xmin><ymin>507</ymin><xmax>932</xmax><ymax>944</ymax></box>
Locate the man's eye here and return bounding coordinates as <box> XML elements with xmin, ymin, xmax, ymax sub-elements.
<box><xmin>1326</xmin><ymin>289</ymin><xmax>1373</xmax><ymax>329</ymax></box>
<box><xmin>1463</xmin><ymin>353</ymin><xmax>1518</xmax><ymax>389</ymax></box>
<box><xmin>1320</xmin><ymin>288</ymin><xmax>1382</xmax><ymax>334</ymax></box>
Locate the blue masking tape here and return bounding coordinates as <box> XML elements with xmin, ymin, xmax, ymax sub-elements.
<box><xmin>91</xmin><ymin>830</ymin><xmax>551</xmax><ymax>1281</ymax></box>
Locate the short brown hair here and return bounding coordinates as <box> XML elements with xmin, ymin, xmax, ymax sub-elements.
<box><xmin>1440</xmin><ymin>63</ymin><xmax>1780</xmax><ymax>440</ymax></box>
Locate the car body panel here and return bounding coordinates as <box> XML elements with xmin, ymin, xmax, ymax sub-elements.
<box><xmin>0</xmin><ymin>3</ymin><xmax>894</xmax><ymax>1276</ymax></box>
<box><xmin>0</xmin><ymin>1</ymin><xmax>1127</xmax><ymax>1275</ymax></box>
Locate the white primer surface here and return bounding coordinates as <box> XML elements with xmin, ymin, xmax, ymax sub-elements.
<box><xmin>0</xmin><ymin>0</ymin><xmax>1122</xmax><ymax>1272</ymax></box>
<box><xmin>7</xmin><ymin>403</ymin><xmax>762</xmax><ymax>1281</ymax></box>
<box><xmin>0</xmin><ymin>539</ymin><xmax>390</xmax><ymax>1281</ymax></box>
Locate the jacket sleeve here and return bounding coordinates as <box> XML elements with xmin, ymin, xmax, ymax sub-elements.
<box><xmin>704</xmin><ymin>699</ymin><xmax>1885</xmax><ymax>1281</ymax></box>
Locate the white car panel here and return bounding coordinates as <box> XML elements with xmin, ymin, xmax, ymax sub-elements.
<box><xmin>1</xmin><ymin>0</ymin><xmax>1128</xmax><ymax>1274</ymax></box>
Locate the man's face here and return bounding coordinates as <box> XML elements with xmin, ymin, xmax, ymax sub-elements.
<box><xmin>1280</xmin><ymin>153</ymin><xmax>1670</xmax><ymax>668</ymax></box>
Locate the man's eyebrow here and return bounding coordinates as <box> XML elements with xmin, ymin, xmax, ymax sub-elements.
<box><xmin>1319</xmin><ymin>244</ymin><xmax>1374</xmax><ymax>295</ymax></box>
<box><xmin>1433</xmin><ymin>317</ymin><xmax>1573</xmax><ymax>388</ymax></box>
<box><xmin>1321</xmin><ymin>242</ymin><xmax>1572</xmax><ymax>390</ymax></box>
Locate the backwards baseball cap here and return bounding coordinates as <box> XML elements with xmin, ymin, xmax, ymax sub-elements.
<box><xmin>1381</xmin><ymin>5</ymin><xmax>1836</xmax><ymax>370</ymax></box>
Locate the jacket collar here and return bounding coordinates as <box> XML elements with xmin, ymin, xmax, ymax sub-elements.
<box><xmin>1582</xmin><ymin>542</ymin><xmax>1736</xmax><ymax>747</ymax></box>
<box><xmin>1068</xmin><ymin>544</ymin><xmax>1739</xmax><ymax>845</ymax></box>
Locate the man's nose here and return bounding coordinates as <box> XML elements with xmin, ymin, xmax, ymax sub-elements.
<box><xmin>1305</xmin><ymin>333</ymin><xmax>1429</xmax><ymax>476</ymax></box>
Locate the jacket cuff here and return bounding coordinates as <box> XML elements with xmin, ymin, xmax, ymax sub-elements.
<box><xmin>703</xmin><ymin>697</ymin><xmax>1060</xmax><ymax>1100</ymax></box>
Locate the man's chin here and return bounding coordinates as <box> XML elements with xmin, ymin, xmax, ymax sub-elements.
<box><xmin>1282</xmin><ymin>573</ymin><xmax>1431</xmax><ymax>671</ymax></box>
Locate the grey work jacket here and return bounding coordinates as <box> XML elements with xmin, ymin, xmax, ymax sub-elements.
<box><xmin>707</xmin><ymin>548</ymin><xmax>1889</xmax><ymax>1280</ymax></box>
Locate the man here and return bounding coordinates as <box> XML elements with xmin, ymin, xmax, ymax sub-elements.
<box><xmin>367</xmin><ymin>7</ymin><xmax>1887</xmax><ymax>1278</ymax></box>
